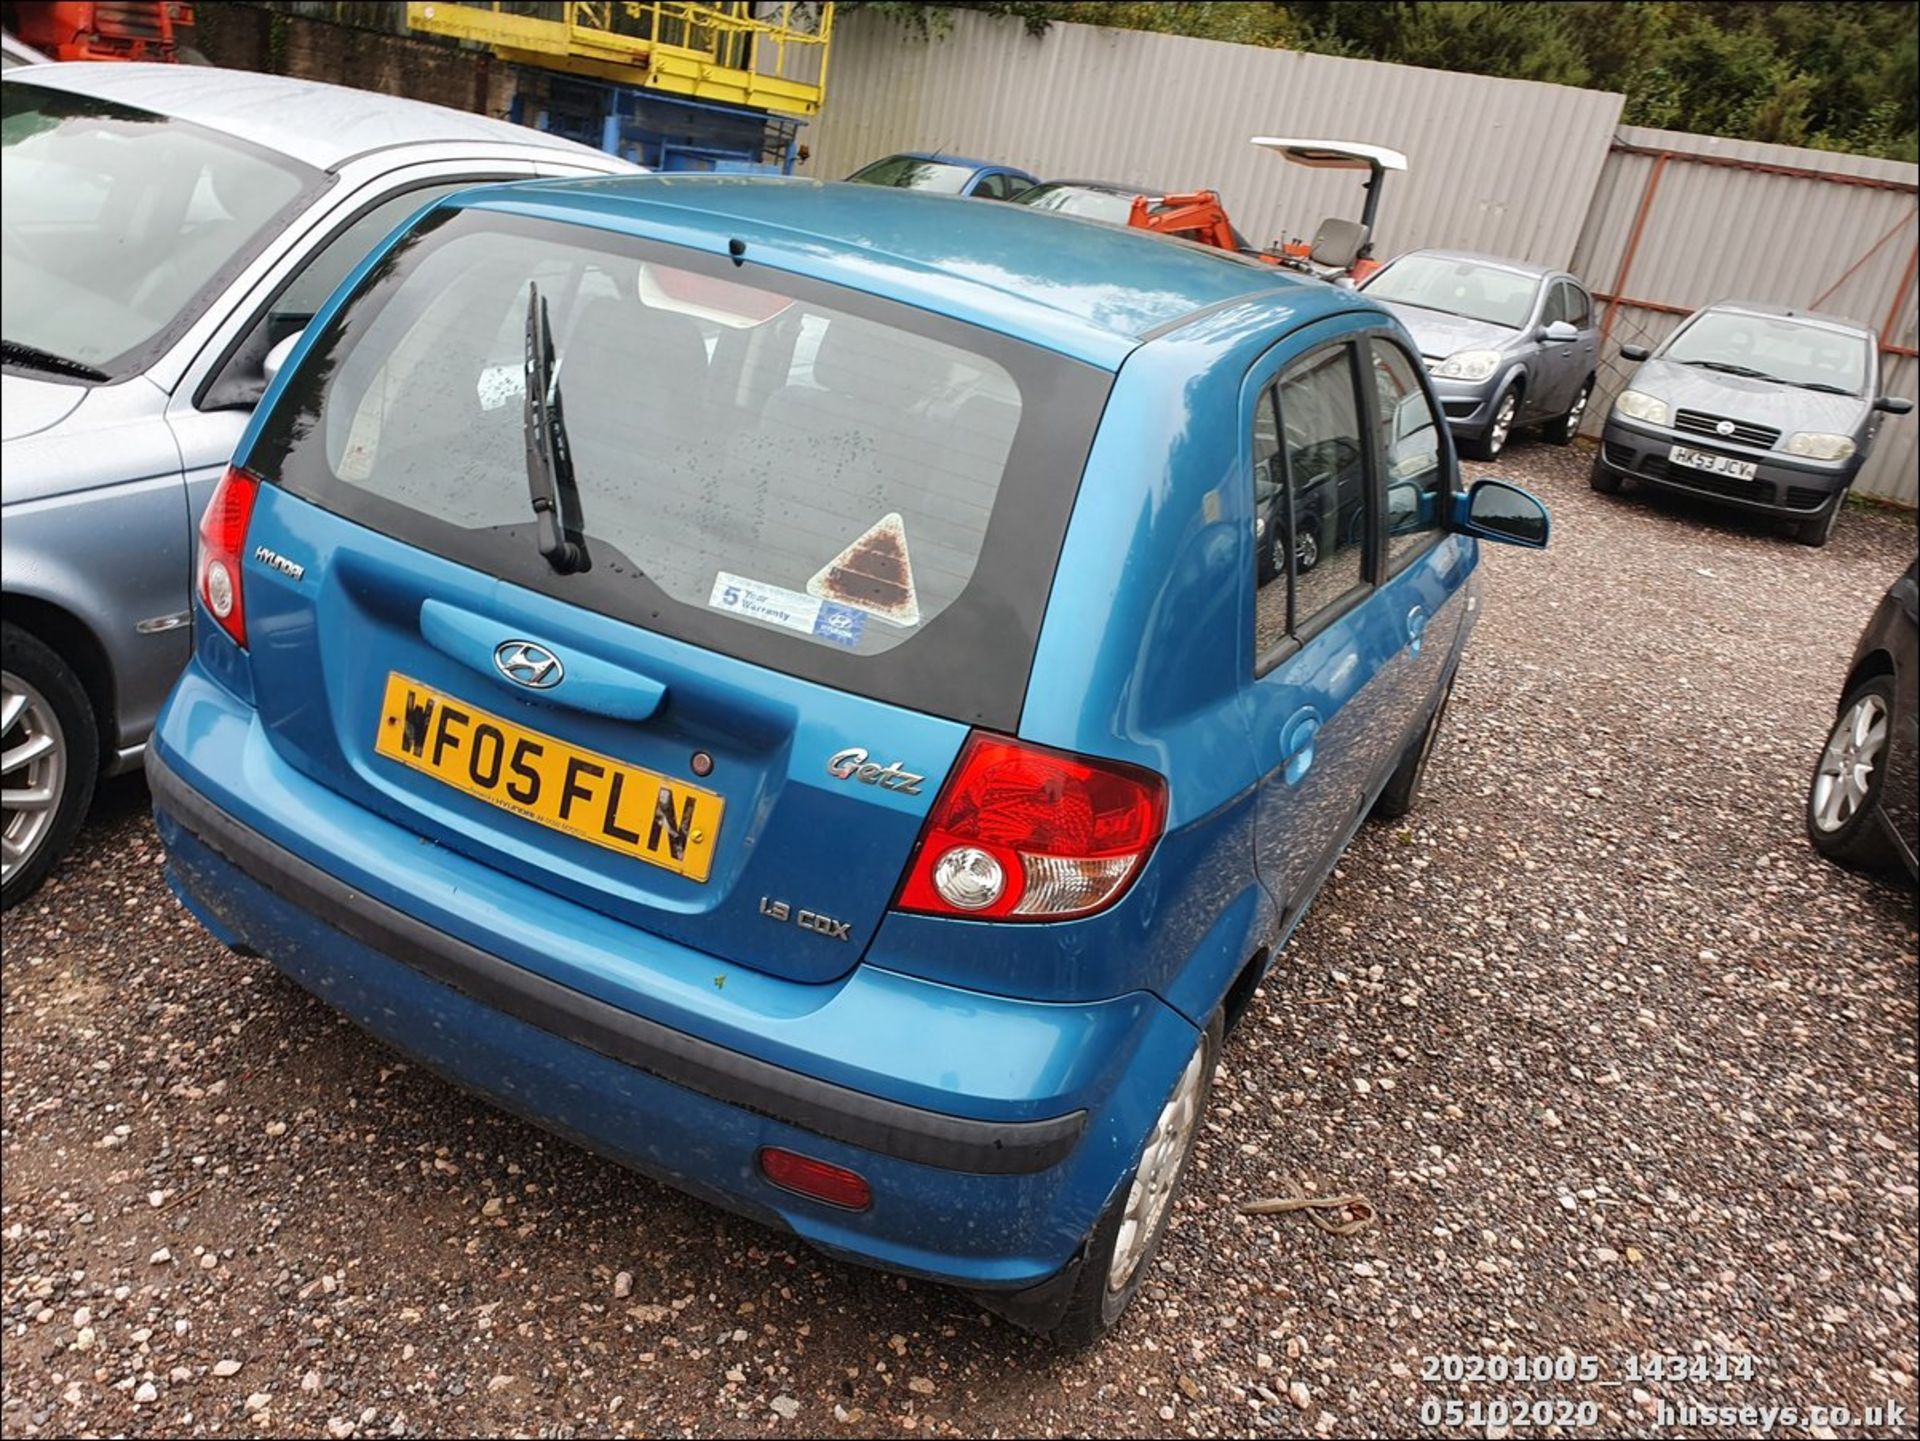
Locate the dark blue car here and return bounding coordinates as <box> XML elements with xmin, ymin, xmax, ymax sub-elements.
<box><xmin>147</xmin><ymin>177</ymin><xmax>1548</xmax><ymax>1342</ymax></box>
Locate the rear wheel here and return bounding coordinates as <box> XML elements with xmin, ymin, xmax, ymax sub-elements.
<box><xmin>1549</xmin><ymin>376</ymin><xmax>1593</xmax><ymax>446</ymax></box>
<box><xmin>2</xmin><ymin>623</ymin><xmax>99</xmax><ymax>909</ymax></box>
<box><xmin>1041</xmin><ymin>1013</ymin><xmax>1220</xmax><ymax>1346</ymax></box>
<box><xmin>1461</xmin><ymin>386</ymin><xmax>1518</xmax><ymax>461</ymax></box>
<box><xmin>1588</xmin><ymin>451</ymin><xmax>1623</xmax><ymax>494</ymax></box>
<box><xmin>1792</xmin><ymin>489</ymin><xmax>1846</xmax><ymax>548</ymax></box>
<box><xmin>1806</xmin><ymin>675</ymin><xmax>1896</xmax><ymax>870</ymax></box>
<box><xmin>1373</xmin><ymin>673</ymin><xmax>1453</xmax><ymax>820</ymax></box>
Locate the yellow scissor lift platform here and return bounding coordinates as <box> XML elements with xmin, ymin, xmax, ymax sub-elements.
<box><xmin>405</xmin><ymin>2</ymin><xmax>832</xmax><ymax>117</ymax></box>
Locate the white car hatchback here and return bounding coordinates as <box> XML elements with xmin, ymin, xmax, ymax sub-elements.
<box><xmin>1</xmin><ymin>62</ymin><xmax>635</xmax><ymax>905</ymax></box>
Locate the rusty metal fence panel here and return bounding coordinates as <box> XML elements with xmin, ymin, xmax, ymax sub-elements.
<box><xmin>805</xmin><ymin>9</ymin><xmax>1622</xmax><ymax>268</ymax></box>
<box><xmin>1571</xmin><ymin>126</ymin><xmax>1919</xmax><ymax>505</ymax></box>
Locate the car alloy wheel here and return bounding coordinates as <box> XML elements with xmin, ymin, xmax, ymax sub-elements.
<box><xmin>1107</xmin><ymin>1039</ymin><xmax>1207</xmax><ymax>1293</ymax></box>
<box><xmin>1</xmin><ymin>671</ymin><xmax>67</xmax><ymax>890</ymax></box>
<box><xmin>1487</xmin><ymin>390</ymin><xmax>1517</xmax><ymax>456</ymax></box>
<box><xmin>1564</xmin><ymin>380</ymin><xmax>1591</xmax><ymax>440</ymax></box>
<box><xmin>1295</xmin><ymin>528</ymin><xmax>1321</xmax><ymax>574</ymax></box>
<box><xmin>1811</xmin><ymin>691</ymin><xmax>1887</xmax><ymax>833</ymax></box>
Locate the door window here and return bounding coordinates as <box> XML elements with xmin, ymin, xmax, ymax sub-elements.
<box><xmin>1252</xmin><ymin>387</ymin><xmax>1288</xmax><ymax>655</ymax></box>
<box><xmin>200</xmin><ymin>179</ymin><xmax>503</xmax><ymax>410</ymax></box>
<box><xmin>973</xmin><ymin>171</ymin><xmax>1014</xmax><ymax>200</ymax></box>
<box><xmin>1369</xmin><ymin>339</ymin><xmax>1447</xmax><ymax>570</ymax></box>
<box><xmin>1276</xmin><ymin>344</ymin><xmax>1370</xmax><ymax>631</ymax></box>
<box><xmin>1540</xmin><ymin>282</ymin><xmax>1568</xmax><ymax>327</ymax></box>
<box><xmin>1562</xmin><ymin>283</ymin><xmax>1592</xmax><ymax>328</ymax></box>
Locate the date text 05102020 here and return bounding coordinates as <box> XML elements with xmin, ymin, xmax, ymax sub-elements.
<box><xmin>1420</xmin><ymin>1353</ymin><xmax>1760</xmax><ymax>1384</ymax></box>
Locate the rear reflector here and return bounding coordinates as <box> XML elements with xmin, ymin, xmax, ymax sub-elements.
<box><xmin>197</xmin><ymin>465</ymin><xmax>261</xmax><ymax>648</ymax></box>
<box><xmin>757</xmin><ymin>1148</ymin><xmax>872</xmax><ymax>1211</ymax></box>
<box><xmin>894</xmin><ymin>732</ymin><xmax>1166</xmax><ymax>921</ymax></box>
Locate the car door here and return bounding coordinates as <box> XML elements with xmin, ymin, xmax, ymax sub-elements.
<box><xmin>1241</xmin><ymin>320</ymin><xmax>1409</xmax><ymax>925</ymax></box>
<box><xmin>1562</xmin><ymin>278</ymin><xmax>1600</xmax><ymax>417</ymax></box>
<box><xmin>164</xmin><ymin>162</ymin><xmax>543</xmax><ymax>576</ymax></box>
<box><xmin>1530</xmin><ymin>280</ymin><xmax>1576</xmax><ymax>419</ymax></box>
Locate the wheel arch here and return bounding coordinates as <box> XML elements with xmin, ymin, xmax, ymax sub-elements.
<box><xmin>2</xmin><ymin>594</ymin><xmax>117</xmax><ymax>769</ymax></box>
<box><xmin>1841</xmin><ymin>649</ymin><xmax>1895</xmax><ymax>703</ymax></box>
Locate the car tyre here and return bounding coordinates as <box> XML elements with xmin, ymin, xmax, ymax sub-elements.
<box><xmin>1460</xmin><ymin>385</ymin><xmax>1518</xmax><ymax>461</ymax></box>
<box><xmin>1792</xmin><ymin>489</ymin><xmax>1847</xmax><ymax>548</ymax></box>
<box><xmin>1039</xmin><ymin>1013</ymin><xmax>1221</xmax><ymax>1347</ymax></box>
<box><xmin>1373</xmin><ymin>672</ymin><xmax>1453</xmax><ymax>820</ymax></box>
<box><xmin>2</xmin><ymin>622</ymin><xmax>99</xmax><ymax>910</ymax></box>
<box><xmin>1588</xmin><ymin>452</ymin><xmax>1624</xmax><ymax>494</ymax></box>
<box><xmin>1549</xmin><ymin>376</ymin><xmax>1593</xmax><ymax>446</ymax></box>
<box><xmin>1805</xmin><ymin>674</ymin><xmax>1897</xmax><ymax>871</ymax></box>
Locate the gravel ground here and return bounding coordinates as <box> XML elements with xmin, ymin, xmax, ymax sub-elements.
<box><xmin>3</xmin><ymin>440</ymin><xmax>1916</xmax><ymax>1440</ymax></box>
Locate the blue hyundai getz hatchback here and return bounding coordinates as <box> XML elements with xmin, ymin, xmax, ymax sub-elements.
<box><xmin>148</xmin><ymin>177</ymin><xmax>1548</xmax><ymax>1342</ymax></box>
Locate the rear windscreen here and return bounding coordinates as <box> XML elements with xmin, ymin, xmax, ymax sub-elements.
<box><xmin>251</xmin><ymin>207</ymin><xmax>1112</xmax><ymax>728</ymax></box>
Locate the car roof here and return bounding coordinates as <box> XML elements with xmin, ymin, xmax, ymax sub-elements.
<box><xmin>6</xmin><ymin>61</ymin><xmax>603</xmax><ymax>169</ymax></box>
<box><xmin>1390</xmin><ymin>248</ymin><xmax>1558</xmax><ymax>281</ymax></box>
<box><xmin>1697</xmin><ymin>300</ymin><xmax>1874</xmax><ymax>336</ymax></box>
<box><xmin>893</xmin><ymin>151</ymin><xmax>1027</xmax><ymax>174</ymax></box>
<box><xmin>445</xmin><ymin>175</ymin><xmax>1350</xmax><ymax>369</ymax></box>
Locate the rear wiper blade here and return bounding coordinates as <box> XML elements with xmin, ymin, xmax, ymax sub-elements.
<box><xmin>1</xmin><ymin>339</ymin><xmax>109</xmax><ymax>382</ymax></box>
<box><xmin>1681</xmin><ymin>359</ymin><xmax>1780</xmax><ymax>381</ymax></box>
<box><xmin>522</xmin><ymin>283</ymin><xmax>589</xmax><ymax>575</ymax></box>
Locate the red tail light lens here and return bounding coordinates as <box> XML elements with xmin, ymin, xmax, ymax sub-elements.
<box><xmin>757</xmin><ymin>1148</ymin><xmax>872</xmax><ymax>1211</ymax></box>
<box><xmin>197</xmin><ymin>465</ymin><xmax>261</xmax><ymax>648</ymax></box>
<box><xmin>895</xmin><ymin>733</ymin><xmax>1167</xmax><ymax>921</ymax></box>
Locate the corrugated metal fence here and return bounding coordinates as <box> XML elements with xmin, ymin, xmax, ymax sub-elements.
<box><xmin>1570</xmin><ymin>126</ymin><xmax>1918</xmax><ymax>504</ymax></box>
<box><xmin>807</xmin><ymin>10</ymin><xmax>1920</xmax><ymax>504</ymax></box>
<box><xmin>805</xmin><ymin>10</ymin><xmax>1623</xmax><ymax>268</ymax></box>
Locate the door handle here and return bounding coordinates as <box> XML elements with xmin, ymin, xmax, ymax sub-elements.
<box><xmin>1280</xmin><ymin>707</ymin><xmax>1320</xmax><ymax>786</ymax></box>
<box><xmin>1406</xmin><ymin>604</ymin><xmax>1429</xmax><ymax>655</ymax></box>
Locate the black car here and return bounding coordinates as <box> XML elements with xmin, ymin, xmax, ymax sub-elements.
<box><xmin>1592</xmin><ymin>301</ymin><xmax>1912</xmax><ymax>547</ymax></box>
<box><xmin>1807</xmin><ymin>561</ymin><xmax>1918</xmax><ymax>878</ymax></box>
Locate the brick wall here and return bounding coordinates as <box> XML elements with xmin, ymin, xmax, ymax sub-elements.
<box><xmin>192</xmin><ymin>3</ymin><xmax>515</xmax><ymax>119</ymax></box>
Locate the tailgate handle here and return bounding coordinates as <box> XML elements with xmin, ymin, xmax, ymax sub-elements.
<box><xmin>419</xmin><ymin>599</ymin><xmax>668</xmax><ymax>723</ymax></box>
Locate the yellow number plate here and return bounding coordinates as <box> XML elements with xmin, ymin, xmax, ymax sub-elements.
<box><xmin>373</xmin><ymin>673</ymin><xmax>723</xmax><ymax>882</ymax></box>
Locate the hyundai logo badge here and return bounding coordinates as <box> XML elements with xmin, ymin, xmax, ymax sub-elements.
<box><xmin>493</xmin><ymin>640</ymin><xmax>563</xmax><ymax>689</ymax></box>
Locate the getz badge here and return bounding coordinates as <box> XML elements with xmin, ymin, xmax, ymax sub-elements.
<box><xmin>759</xmin><ymin>896</ymin><xmax>852</xmax><ymax>941</ymax></box>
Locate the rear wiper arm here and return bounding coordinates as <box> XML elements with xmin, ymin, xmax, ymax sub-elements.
<box><xmin>522</xmin><ymin>283</ymin><xmax>589</xmax><ymax>575</ymax></box>
<box><xmin>1</xmin><ymin>339</ymin><xmax>109</xmax><ymax>382</ymax></box>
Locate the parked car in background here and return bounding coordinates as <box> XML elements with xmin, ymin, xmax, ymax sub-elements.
<box><xmin>0</xmin><ymin>62</ymin><xmax>633</xmax><ymax>906</ymax></box>
<box><xmin>1806</xmin><ymin>561</ymin><xmax>1917</xmax><ymax>879</ymax></box>
<box><xmin>1360</xmin><ymin>249</ymin><xmax>1600</xmax><ymax>460</ymax></box>
<box><xmin>1014</xmin><ymin>178</ymin><xmax>1256</xmax><ymax>247</ymax></box>
<box><xmin>145</xmin><ymin>178</ymin><xmax>1548</xmax><ymax>1343</ymax></box>
<box><xmin>845</xmin><ymin>151</ymin><xmax>1037</xmax><ymax>200</ymax></box>
<box><xmin>1591</xmin><ymin>301</ymin><xmax>1912</xmax><ymax>547</ymax></box>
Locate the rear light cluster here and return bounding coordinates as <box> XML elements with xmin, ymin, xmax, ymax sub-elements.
<box><xmin>198</xmin><ymin>465</ymin><xmax>261</xmax><ymax>648</ymax></box>
<box><xmin>895</xmin><ymin>733</ymin><xmax>1166</xmax><ymax>921</ymax></box>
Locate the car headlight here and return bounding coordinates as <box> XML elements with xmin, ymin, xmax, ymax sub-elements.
<box><xmin>1784</xmin><ymin>431</ymin><xmax>1856</xmax><ymax>461</ymax></box>
<box><xmin>1432</xmin><ymin>349</ymin><xmax>1501</xmax><ymax>382</ymax></box>
<box><xmin>1613</xmin><ymin>389</ymin><xmax>1670</xmax><ymax>426</ymax></box>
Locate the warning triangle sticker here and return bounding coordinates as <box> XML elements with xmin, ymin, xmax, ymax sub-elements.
<box><xmin>807</xmin><ymin>512</ymin><xmax>921</xmax><ymax>628</ymax></box>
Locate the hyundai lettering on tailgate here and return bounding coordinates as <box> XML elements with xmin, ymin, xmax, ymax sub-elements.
<box><xmin>373</xmin><ymin>674</ymin><xmax>723</xmax><ymax>881</ymax></box>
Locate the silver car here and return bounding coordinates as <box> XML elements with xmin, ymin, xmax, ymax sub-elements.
<box><xmin>1360</xmin><ymin>249</ymin><xmax>1601</xmax><ymax>460</ymax></box>
<box><xmin>2</xmin><ymin>63</ymin><xmax>633</xmax><ymax>905</ymax></box>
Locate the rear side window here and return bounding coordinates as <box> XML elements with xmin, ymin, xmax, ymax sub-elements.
<box><xmin>251</xmin><ymin>207</ymin><xmax>1111</xmax><ymax>729</ymax></box>
<box><xmin>1369</xmin><ymin>339</ymin><xmax>1446</xmax><ymax>571</ymax></box>
<box><xmin>1277</xmin><ymin>344</ymin><xmax>1370</xmax><ymax>629</ymax></box>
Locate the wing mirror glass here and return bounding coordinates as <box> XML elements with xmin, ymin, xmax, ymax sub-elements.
<box><xmin>262</xmin><ymin>329</ymin><xmax>304</xmax><ymax>391</ymax></box>
<box><xmin>1452</xmin><ymin>478</ymin><xmax>1549</xmax><ymax>549</ymax></box>
<box><xmin>1873</xmin><ymin>395</ymin><xmax>1914</xmax><ymax>415</ymax></box>
<box><xmin>1618</xmin><ymin>343</ymin><xmax>1652</xmax><ymax>362</ymax></box>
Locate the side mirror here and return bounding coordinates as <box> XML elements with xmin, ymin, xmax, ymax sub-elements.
<box><xmin>1386</xmin><ymin>480</ymin><xmax>1428</xmax><ymax>535</ymax></box>
<box><xmin>1541</xmin><ymin>320</ymin><xmax>1578</xmax><ymax>344</ymax></box>
<box><xmin>1451</xmin><ymin>478</ymin><xmax>1549</xmax><ymax>549</ymax></box>
<box><xmin>262</xmin><ymin>329</ymin><xmax>304</xmax><ymax>391</ymax></box>
<box><xmin>1874</xmin><ymin>395</ymin><xmax>1914</xmax><ymax>415</ymax></box>
<box><xmin>1618</xmin><ymin>343</ymin><xmax>1652</xmax><ymax>362</ymax></box>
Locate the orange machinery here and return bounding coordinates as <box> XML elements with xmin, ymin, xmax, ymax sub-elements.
<box><xmin>1127</xmin><ymin>138</ymin><xmax>1409</xmax><ymax>284</ymax></box>
<box><xmin>3</xmin><ymin>2</ymin><xmax>196</xmax><ymax>63</ymax></box>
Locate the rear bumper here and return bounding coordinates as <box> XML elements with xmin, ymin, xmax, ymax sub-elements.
<box><xmin>145</xmin><ymin>668</ymin><xmax>1198</xmax><ymax>1299</ymax></box>
<box><xmin>1598</xmin><ymin>416</ymin><xmax>1859</xmax><ymax>516</ymax></box>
